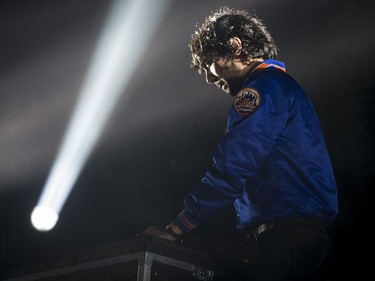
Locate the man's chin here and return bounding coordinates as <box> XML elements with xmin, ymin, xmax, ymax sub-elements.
<box><xmin>215</xmin><ymin>82</ymin><xmax>233</xmax><ymax>95</ymax></box>
<box><xmin>221</xmin><ymin>84</ymin><xmax>231</xmax><ymax>95</ymax></box>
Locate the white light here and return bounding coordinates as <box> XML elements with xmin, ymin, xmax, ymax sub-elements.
<box><xmin>32</xmin><ymin>0</ymin><xmax>171</xmax><ymax>231</ymax></box>
<box><xmin>31</xmin><ymin>206</ymin><xmax>59</xmax><ymax>231</ymax></box>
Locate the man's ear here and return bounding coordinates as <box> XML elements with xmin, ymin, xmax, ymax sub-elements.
<box><xmin>229</xmin><ymin>37</ymin><xmax>242</xmax><ymax>57</ymax></box>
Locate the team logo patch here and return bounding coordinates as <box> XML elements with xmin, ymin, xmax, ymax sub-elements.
<box><xmin>234</xmin><ymin>88</ymin><xmax>261</xmax><ymax>116</ymax></box>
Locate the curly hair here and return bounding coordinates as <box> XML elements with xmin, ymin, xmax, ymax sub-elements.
<box><xmin>190</xmin><ymin>7</ymin><xmax>278</xmax><ymax>73</ymax></box>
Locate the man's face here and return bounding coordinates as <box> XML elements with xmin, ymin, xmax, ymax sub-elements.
<box><xmin>203</xmin><ymin>58</ymin><xmax>243</xmax><ymax>96</ymax></box>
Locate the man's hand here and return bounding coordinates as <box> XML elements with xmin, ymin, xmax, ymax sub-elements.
<box><xmin>140</xmin><ymin>224</ymin><xmax>183</xmax><ymax>242</ymax></box>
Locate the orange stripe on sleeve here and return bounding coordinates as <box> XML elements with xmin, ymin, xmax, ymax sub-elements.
<box><xmin>179</xmin><ymin>210</ymin><xmax>195</xmax><ymax>230</ymax></box>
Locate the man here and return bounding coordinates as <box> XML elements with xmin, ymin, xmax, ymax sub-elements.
<box><xmin>142</xmin><ymin>7</ymin><xmax>338</xmax><ymax>281</ymax></box>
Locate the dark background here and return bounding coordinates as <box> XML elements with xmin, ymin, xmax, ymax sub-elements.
<box><xmin>0</xmin><ymin>0</ymin><xmax>374</xmax><ymax>279</ymax></box>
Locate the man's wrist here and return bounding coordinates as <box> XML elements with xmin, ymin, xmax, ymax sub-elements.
<box><xmin>165</xmin><ymin>222</ymin><xmax>183</xmax><ymax>238</ymax></box>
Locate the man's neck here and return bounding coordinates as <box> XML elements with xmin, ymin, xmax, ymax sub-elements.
<box><xmin>240</xmin><ymin>59</ymin><xmax>264</xmax><ymax>86</ymax></box>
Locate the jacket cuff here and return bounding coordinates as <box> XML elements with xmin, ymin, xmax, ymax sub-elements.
<box><xmin>176</xmin><ymin>209</ymin><xmax>199</xmax><ymax>233</ymax></box>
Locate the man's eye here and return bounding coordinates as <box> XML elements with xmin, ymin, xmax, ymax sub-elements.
<box><xmin>204</xmin><ymin>59</ymin><xmax>215</xmax><ymax>69</ymax></box>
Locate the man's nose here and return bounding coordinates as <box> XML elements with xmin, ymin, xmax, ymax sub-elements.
<box><xmin>205</xmin><ymin>69</ymin><xmax>218</xmax><ymax>84</ymax></box>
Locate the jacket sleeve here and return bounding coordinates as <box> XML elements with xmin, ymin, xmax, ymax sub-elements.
<box><xmin>177</xmin><ymin>76</ymin><xmax>291</xmax><ymax>233</ymax></box>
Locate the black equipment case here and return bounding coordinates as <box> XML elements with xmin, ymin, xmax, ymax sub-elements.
<box><xmin>4</xmin><ymin>236</ymin><xmax>247</xmax><ymax>281</ymax></box>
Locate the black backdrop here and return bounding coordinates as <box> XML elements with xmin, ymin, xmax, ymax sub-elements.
<box><xmin>0</xmin><ymin>0</ymin><xmax>374</xmax><ymax>279</ymax></box>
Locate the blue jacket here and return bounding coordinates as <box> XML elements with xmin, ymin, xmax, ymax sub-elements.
<box><xmin>177</xmin><ymin>59</ymin><xmax>338</xmax><ymax>232</ymax></box>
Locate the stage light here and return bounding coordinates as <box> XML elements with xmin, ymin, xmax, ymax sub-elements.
<box><xmin>31</xmin><ymin>0</ymin><xmax>171</xmax><ymax>231</ymax></box>
<box><xmin>31</xmin><ymin>206</ymin><xmax>59</xmax><ymax>232</ymax></box>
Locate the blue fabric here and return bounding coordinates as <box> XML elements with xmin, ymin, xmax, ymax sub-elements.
<box><xmin>177</xmin><ymin>60</ymin><xmax>338</xmax><ymax>233</ymax></box>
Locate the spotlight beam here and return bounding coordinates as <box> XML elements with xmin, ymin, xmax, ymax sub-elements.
<box><xmin>31</xmin><ymin>0</ymin><xmax>171</xmax><ymax>231</ymax></box>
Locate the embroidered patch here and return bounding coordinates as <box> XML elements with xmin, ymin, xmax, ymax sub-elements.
<box><xmin>234</xmin><ymin>88</ymin><xmax>261</xmax><ymax>116</ymax></box>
